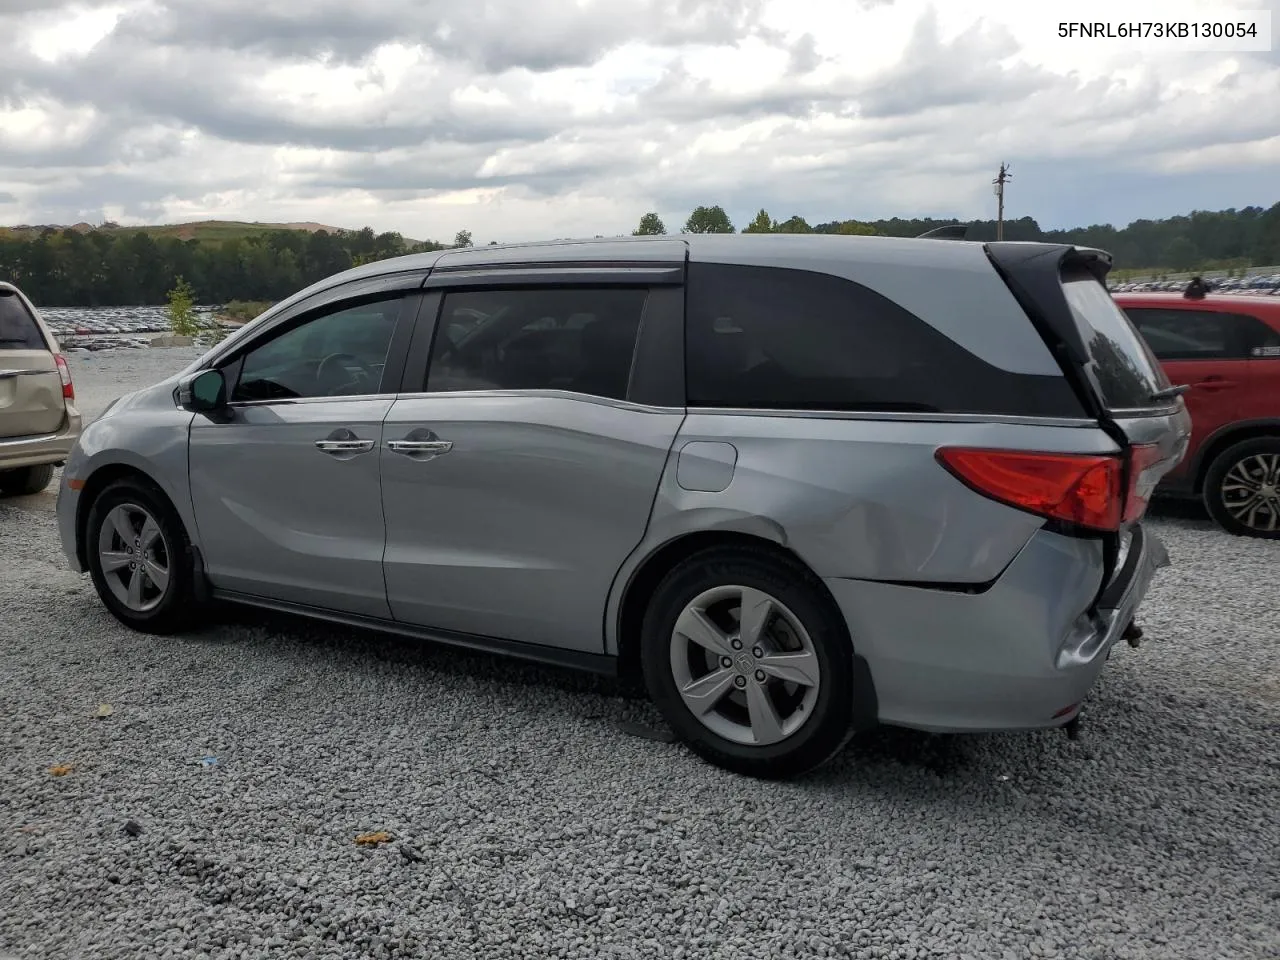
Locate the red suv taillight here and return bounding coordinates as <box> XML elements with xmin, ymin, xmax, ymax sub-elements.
<box><xmin>936</xmin><ymin>447</ymin><xmax>1124</xmax><ymax>532</ymax></box>
<box><xmin>53</xmin><ymin>353</ymin><xmax>74</xmax><ymax>402</ymax></box>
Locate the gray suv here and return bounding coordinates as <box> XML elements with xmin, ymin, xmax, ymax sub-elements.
<box><xmin>56</xmin><ymin>235</ymin><xmax>1191</xmax><ymax>779</ymax></box>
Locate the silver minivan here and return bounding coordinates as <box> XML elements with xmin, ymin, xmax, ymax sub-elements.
<box><xmin>56</xmin><ymin>235</ymin><xmax>1191</xmax><ymax>778</ymax></box>
<box><xmin>0</xmin><ymin>282</ymin><xmax>80</xmax><ymax>496</ymax></box>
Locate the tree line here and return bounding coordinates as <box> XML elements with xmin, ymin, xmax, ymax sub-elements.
<box><xmin>1</xmin><ymin>203</ymin><xmax>1277</xmax><ymax>307</ymax></box>
<box><xmin>0</xmin><ymin>226</ymin><xmax>467</xmax><ymax>308</ymax></box>
<box><xmin>641</xmin><ymin>203</ymin><xmax>1280</xmax><ymax>278</ymax></box>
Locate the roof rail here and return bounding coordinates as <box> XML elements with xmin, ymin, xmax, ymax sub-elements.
<box><xmin>916</xmin><ymin>224</ymin><xmax>969</xmax><ymax>240</ymax></box>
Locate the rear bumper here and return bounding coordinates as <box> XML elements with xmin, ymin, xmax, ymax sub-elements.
<box><xmin>0</xmin><ymin>407</ymin><xmax>82</xmax><ymax>471</ymax></box>
<box><xmin>825</xmin><ymin>524</ymin><xmax>1169</xmax><ymax>733</ymax></box>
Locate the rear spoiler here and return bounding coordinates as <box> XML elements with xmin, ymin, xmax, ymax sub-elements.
<box><xmin>984</xmin><ymin>241</ymin><xmax>1118</xmax><ymax>423</ymax></box>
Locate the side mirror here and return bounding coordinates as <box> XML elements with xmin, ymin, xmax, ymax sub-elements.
<box><xmin>177</xmin><ymin>369</ymin><xmax>227</xmax><ymax>413</ymax></box>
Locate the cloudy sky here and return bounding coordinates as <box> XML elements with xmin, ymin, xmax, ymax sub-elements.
<box><xmin>0</xmin><ymin>0</ymin><xmax>1276</xmax><ymax>244</ymax></box>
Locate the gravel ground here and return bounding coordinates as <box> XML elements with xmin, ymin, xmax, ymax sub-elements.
<box><xmin>1</xmin><ymin>349</ymin><xmax>1278</xmax><ymax>960</ymax></box>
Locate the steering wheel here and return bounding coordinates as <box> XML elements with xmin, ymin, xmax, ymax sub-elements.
<box><xmin>433</xmin><ymin>328</ymin><xmax>462</xmax><ymax>363</ymax></box>
<box><xmin>316</xmin><ymin>352</ymin><xmax>377</xmax><ymax>395</ymax></box>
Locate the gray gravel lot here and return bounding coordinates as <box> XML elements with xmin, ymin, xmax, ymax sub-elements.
<box><xmin>2</xmin><ymin>350</ymin><xmax>1278</xmax><ymax>960</ymax></box>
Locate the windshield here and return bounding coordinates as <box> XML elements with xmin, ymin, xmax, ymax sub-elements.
<box><xmin>1061</xmin><ymin>274</ymin><xmax>1170</xmax><ymax>409</ymax></box>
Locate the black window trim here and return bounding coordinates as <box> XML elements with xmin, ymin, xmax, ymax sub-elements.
<box><xmin>212</xmin><ymin>282</ymin><xmax>426</xmax><ymax>406</ymax></box>
<box><xmin>1125</xmin><ymin>305</ymin><xmax>1276</xmax><ymax>362</ymax></box>
<box><xmin>398</xmin><ymin>267</ymin><xmax>686</xmax><ymax>408</ymax></box>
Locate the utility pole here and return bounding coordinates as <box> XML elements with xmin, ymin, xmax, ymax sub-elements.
<box><xmin>993</xmin><ymin>162</ymin><xmax>1011</xmax><ymax>240</ymax></box>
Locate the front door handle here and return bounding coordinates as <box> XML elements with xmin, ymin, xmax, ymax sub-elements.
<box><xmin>315</xmin><ymin>427</ymin><xmax>376</xmax><ymax>458</ymax></box>
<box><xmin>387</xmin><ymin>427</ymin><xmax>453</xmax><ymax>460</ymax></box>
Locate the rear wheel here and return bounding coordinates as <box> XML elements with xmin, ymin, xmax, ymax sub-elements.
<box><xmin>640</xmin><ymin>546</ymin><xmax>868</xmax><ymax>779</ymax></box>
<box><xmin>85</xmin><ymin>477</ymin><xmax>198</xmax><ymax>633</ymax></box>
<box><xmin>0</xmin><ymin>464</ymin><xmax>55</xmax><ymax>497</ymax></box>
<box><xmin>1202</xmin><ymin>437</ymin><xmax>1280</xmax><ymax>539</ymax></box>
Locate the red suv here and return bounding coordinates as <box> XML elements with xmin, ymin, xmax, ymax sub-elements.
<box><xmin>1113</xmin><ymin>292</ymin><xmax>1280</xmax><ymax>538</ymax></box>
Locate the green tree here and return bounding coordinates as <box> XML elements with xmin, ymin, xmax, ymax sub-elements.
<box><xmin>743</xmin><ymin>209</ymin><xmax>775</xmax><ymax>233</ymax></box>
<box><xmin>830</xmin><ymin>221</ymin><xmax>879</xmax><ymax>236</ymax></box>
<box><xmin>453</xmin><ymin>229</ymin><xmax>473</xmax><ymax>248</ymax></box>
<box><xmin>1163</xmin><ymin>237</ymin><xmax>1198</xmax><ymax>272</ymax></box>
<box><xmin>682</xmin><ymin>205</ymin><xmax>735</xmax><ymax>234</ymax></box>
<box><xmin>166</xmin><ymin>277</ymin><xmax>199</xmax><ymax>337</ymax></box>
<box><xmin>774</xmin><ymin>215</ymin><xmax>813</xmax><ymax>234</ymax></box>
<box><xmin>633</xmin><ymin>212</ymin><xmax>667</xmax><ymax>235</ymax></box>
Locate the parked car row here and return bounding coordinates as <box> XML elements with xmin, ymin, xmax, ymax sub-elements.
<box><xmin>37</xmin><ymin>305</ymin><xmax>224</xmax><ymax>340</ymax></box>
<box><xmin>1112</xmin><ymin>274</ymin><xmax>1280</xmax><ymax>294</ymax></box>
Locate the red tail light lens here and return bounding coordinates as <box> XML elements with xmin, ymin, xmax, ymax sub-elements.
<box><xmin>1123</xmin><ymin>443</ymin><xmax>1164</xmax><ymax>523</ymax></box>
<box><xmin>936</xmin><ymin>447</ymin><xmax>1123</xmax><ymax>532</ymax></box>
<box><xmin>53</xmin><ymin>353</ymin><xmax>74</xmax><ymax>402</ymax></box>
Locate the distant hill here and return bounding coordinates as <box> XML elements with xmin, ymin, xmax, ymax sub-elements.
<box><xmin>0</xmin><ymin>219</ymin><xmax>409</xmax><ymax>244</ymax></box>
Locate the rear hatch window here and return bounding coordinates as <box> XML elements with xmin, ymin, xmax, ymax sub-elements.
<box><xmin>1060</xmin><ymin>272</ymin><xmax>1171</xmax><ymax>409</ymax></box>
<box><xmin>0</xmin><ymin>291</ymin><xmax>48</xmax><ymax>350</ymax></box>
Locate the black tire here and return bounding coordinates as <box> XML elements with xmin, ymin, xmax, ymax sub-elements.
<box><xmin>640</xmin><ymin>545</ymin><xmax>872</xmax><ymax>780</ymax></box>
<box><xmin>85</xmin><ymin>476</ymin><xmax>199</xmax><ymax>633</ymax></box>
<box><xmin>0</xmin><ymin>463</ymin><xmax>55</xmax><ymax>497</ymax></box>
<box><xmin>1202</xmin><ymin>436</ymin><xmax>1280</xmax><ymax>540</ymax></box>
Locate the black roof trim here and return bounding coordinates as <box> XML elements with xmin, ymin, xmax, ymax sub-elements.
<box><xmin>915</xmin><ymin>224</ymin><xmax>969</xmax><ymax>241</ymax></box>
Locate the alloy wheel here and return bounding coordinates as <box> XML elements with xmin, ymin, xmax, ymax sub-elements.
<box><xmin>1221</xmin><ymin>452</ymin><xmax>1280</xmax><ymax>534</ymax></box>
<box><xmin>669</xmin><ymin>584</ymin><xmax>821</xmax><ymax>747</ymax></box>
<box><xmin>96</xmin><ymin>502</ymin><xmax>171</xmax><ymax>612</ymax></box>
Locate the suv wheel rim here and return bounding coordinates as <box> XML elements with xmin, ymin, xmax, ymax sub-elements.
<box><xmin>1221</xmin><ymin>453</ymin><xmax>1280</xmax><ymax>533</ymax></box>
<box><xmin>669</xmin><ymin>584</ymin><xmax>821</xmax><ymax>747</ymax></box>
<box><xmin>97</xmin><ymin>503</ymin><xmax>171</xmax><ymax>612</ymax></box>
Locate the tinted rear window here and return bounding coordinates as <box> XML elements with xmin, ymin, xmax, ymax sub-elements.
<box><xmin>1061</xmin><ymin>275</ymin><xmax>1169</xmax><ymax>408</ymax></box>
<box><xmin>0</xmin><ymin>292</ymin><xmax>46</xmax><ymax>350</ymax></box>
<box><xmin>685</xmin><ymin>262</ymin><xmax>1085</xmax><ymax>417</ymax></box>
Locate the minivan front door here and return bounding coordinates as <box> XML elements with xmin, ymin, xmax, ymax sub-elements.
<box><xmin>188</xmin><ymin>294</ymin><xmax>414</xmax><ymax>618</ymax></box>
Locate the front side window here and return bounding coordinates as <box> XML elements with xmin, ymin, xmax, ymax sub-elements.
<box><xmin>230</xmin><ymin>297</ymin><xmax>401</xmax><ymax>402</ymax></box>
<box><xmin>684</xmin><ymin>262</ymin><xmax>1084</xmax><ymax>417</ymax></box>
<box><xmin>425</xmin><ymin>287</ymin><xmax>647</xmax><ymax>401</ymax></box>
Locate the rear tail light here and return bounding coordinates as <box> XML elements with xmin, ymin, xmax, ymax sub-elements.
<box><xmin>53</xmin><ymin>353</ymin><xmax>74</xmax><ymax>402</ymax></box>
<box><xmin>936</xmin><ymin>447</ymin><xmax>1123</xmax><ymax>532</ymax></box>
<box><xmin>1123</xmin><ymin>443</ymin><xmax>1164</xmax><ymax>524</ymax></box>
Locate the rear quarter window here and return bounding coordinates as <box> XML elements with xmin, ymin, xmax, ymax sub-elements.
<box><xmin>685</xmin><ymin>262</ymin><xmax>1085</xmax><ymax>418</ymax></box>
<box><xmin>0</xmin><ymin>292</ymin><xmax>47</xmax><ymax>351</ymax></box>
<box><xmin>1061</xmin><ymin>275</ymin><xmax>1169</xmax><ymax>409</ymax></box>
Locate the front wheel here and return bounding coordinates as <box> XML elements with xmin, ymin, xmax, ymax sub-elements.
<box><xmin>1202</xmin><ymin>437</ymin><xmax>1280</xmax><ymax>539</ymax></box>
<box><xmin>640</xmin><ymin>546</ymin><xmax>870</xmax><ymax>779</ymax></box>
<box><xmin>85</xmin><ymin>477</ymin><xmax>199</xmax><ymax>633</ymax></box>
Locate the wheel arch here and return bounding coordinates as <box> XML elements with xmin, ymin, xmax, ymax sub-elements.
<box><xmin>75</xmin><ymin>463</ymin><xmax>182</xmax><ymax>572</ymax></box>
<box><xmin>1193</xmin><ymin>419</ymin><xmax>1280</xmax><ymax>494</ymax></box>
<box><xmin>611</xmin><ymin>528</ymin><xmax>865</xmax><ymax>698</ymax></box>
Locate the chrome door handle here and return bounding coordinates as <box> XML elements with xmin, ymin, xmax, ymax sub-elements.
<box><xmin>315</xmin><ymin>439</ymin><xmax>376</xmax><ymax>453</ymax></box>
<box><xmin>387</xmin><ymin>427</ymin><xmax>453</xmax><ymax>460</ymax></box>
<box><xmin>315</xmin><ymin>427</ymin><xmax>376</xmax><ymax>459</ymax></box>
<box><xmin>387</xmin><ymin>439</ymin><xmax>453</xmax><ymax>456</ymax></box>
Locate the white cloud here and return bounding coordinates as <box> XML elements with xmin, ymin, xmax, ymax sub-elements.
<box><xmin>0</xmin><ymin>0</ymin><xmax>1276</xmax><ymax>240</ymax></box>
